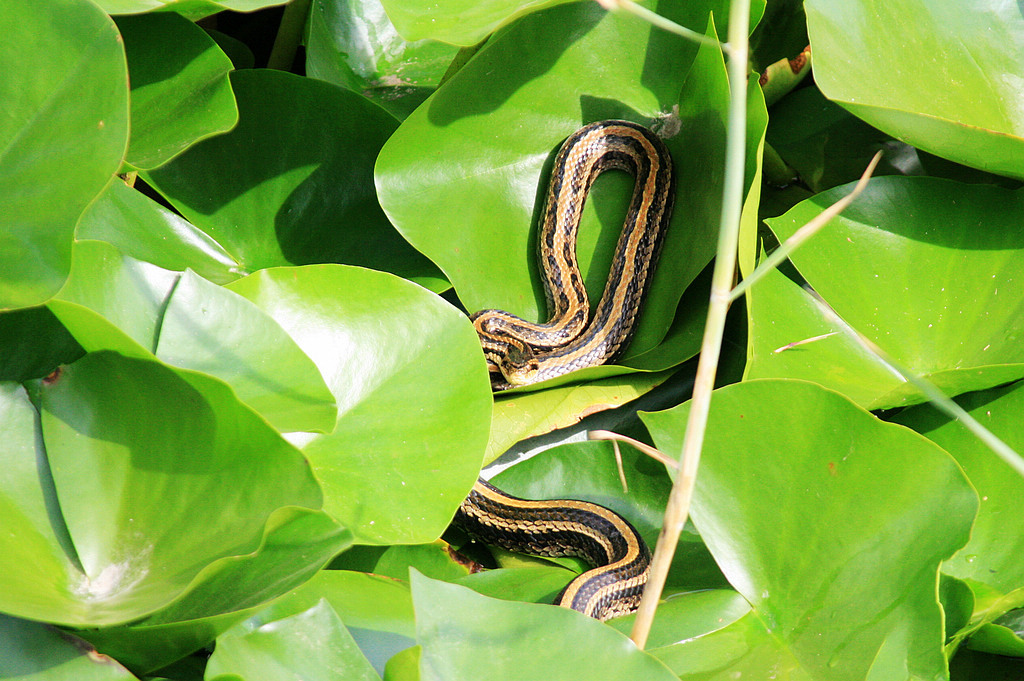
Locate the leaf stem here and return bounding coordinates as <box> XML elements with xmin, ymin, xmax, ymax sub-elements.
<box><xmin>268</xmin><ymin>0</ymin><xmax>312</xmax><ymax>71</ymax></box>
<box><xmin>629</xmin><ymin>0</ymin><xmax>750</xmax><ymax>649</ymax></box>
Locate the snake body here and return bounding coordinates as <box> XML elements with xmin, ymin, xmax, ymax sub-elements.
<box><xmin>455</xmin><ymin>120</ymin><xmax>674</xmax><ymax>620</ymax></box>
<box><xmin>471</xmin><ymin>119</ymin><xmax>675</xmax><ymax>389</ymax></box>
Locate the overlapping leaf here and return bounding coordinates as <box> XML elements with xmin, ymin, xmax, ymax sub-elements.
<box><xmin>306</xmin><ymin>0</ymin><xmax>459</xmax><ymax>119</ymax></box>
<box><xmin>805</xmin><ymin>0</ymin><xmax>1024</xmax><ymax>180</ymax></box>
<box><xmin>0</xmin><ymin>615</ymin><xmax>137</xmax><ymax>681</ymax></box>
<box><xmin>145</xmin><ymin>69</ymin><xmax>444</xmax><ymax>289</ymax></box>
<box><xmin>748</xmin><ymin>177</ymin><xmax>1024</xmax><ymax>409</ymax></box>
<box><xmin>48</xmin><ymin>240</ymin><xmax>337</xmax><ymax>434</ymax></box>
<box><xmin>206</xmin><ymin>601</ymin><xmax>379</xmax><ymax>681</ymax></box>
<box><xmin>76</xmin><ymin>180</ymin><xmax>240</xmax><ymax>285</ymax></box>
<box><xmin>228</xmin><ymin>266</ymin><xmax>491</xmax><ymax>545</ymax></box>
<box><xmin>116</xmin><ymin>12</ymin><xmax>238</xmax><ymax>170</ymax></box>
<box><xmin>0</xmin><ymin>0</ymin><xmax>128</xmax><ymax>308</ymax></box>
<box><xmin>410</xmin><ymin>572</ymin><xmax>679</xmax><ymax>681</ymax></box>
<box><xmin>0</xmin><ymin>353</ymin><xmax>343</xmax><ymax>627</ymax></box>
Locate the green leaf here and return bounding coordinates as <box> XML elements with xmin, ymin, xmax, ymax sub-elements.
<box><xmin>95</xmin><ymin>0</ymin><xmax>288</xmax><ymax>20</ymax></box>
<box><xmin>156</xmin><ymin>270</ymin><xmax>337</xmax><ymax>434</ymax></box>
<box><xmin>115</xmin><ymin>12</ymin><xmax>237</xmax><ymax>170</ymax></box>
<box><xmin>643</xmin><ymin>379</ymin><xmax>977</xmax><ymax>680</ymax></box>
<box><xmin>410</xmin><ymin>571</ymin><xmax>679</xmax><ymax>681</ymax></box>
<box><xmin>750</xmin><ymin>177</ymin><xmax>1024</xmax><ymax>409</ymax></box>
<box><xmin>379</xmin><ymin>0</ymin><xmax>575</xmax><ymax>45</ymax></box>
<box><xmin>237</xmin><ymin>570</ymin><xmax>417</xmax><ymax>674</ymax></box>
<box><xmin>895</xmin><ymin>381</ymin><xmax>1024</xmax><ymax>598</ymax></box>
<box><xmin>0</xmin><ymin>0</ymin><xmax>128</xmax><ymax>308</ymax></box>
<box><xmin>206</xmin><ymin>600</ymin><xmax>379</xmax><ymax>681</ymax></box>
<box><xmin>805</xmin><ymin>0</ymin><xmax>1024</xmax><ymax>180</ymax></box>
<box><xmin>76</xmin><ymin>180</ymin><xmax>240</xmax><ymax>285</ymax></box>
<box><xmin>144</xmin><ymin>69</ymin><xmax>444</xmax><ymax>289</ymax></box>
<box><xmin>306</xmin><ymin>0</ymin><xmax>459</xmax><ymax>119</ymax></box>
<box><xmin>49</xmin><ymin>241</ymin><xmax>337</xmax><ymax>434</ymax></box>
<box><xmin>48</xmin><ymin>240</ymin><xmax>180</xmax><ymax>358</ymax></box>
<box><xmin>0</xmin><ymin>352</ymin><xmax>332</xmax><ymax>627</ymax></box>
<box><xmin>0</xmin><ymin>614</ymin><xmax>137</xmax><ymax>681</ymax></box>
<box><xmin>226</xmin><ymin>266</ymin><xmax>492</xmax><ymax>544</ymax></box>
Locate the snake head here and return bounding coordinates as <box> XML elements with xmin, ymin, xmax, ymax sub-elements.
<box><xmin>500</xmin><ymin>342</ymin><xmax>540</xmax><ymax>386</ymax></box>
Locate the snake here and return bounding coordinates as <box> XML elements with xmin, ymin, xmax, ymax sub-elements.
<box><xmin>454</xmin><ymin>120</ymin><xmax>674</xmax><ymax>621</ymax></box>
<box><xmin>471</xmin><ymin>119</ymin><xmax>675</xmax><ymax>389</ymax></box>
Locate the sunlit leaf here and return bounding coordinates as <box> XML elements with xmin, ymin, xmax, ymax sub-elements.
<box><xmin>643</xmin><ymin>379</ymin><xmax>977</xmax><ymax>679</ymax></box>
<box><xmin>806</xmin><ymin>0</ymin><xmax>1024</xmax><ymax>180</ymax></box>
<box><xmin>0</xmin><ymin>0</ymin><xmax>128</xmax><ymax>308</ymax></box>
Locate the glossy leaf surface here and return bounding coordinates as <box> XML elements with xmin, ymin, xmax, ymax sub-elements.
<box><xmin>411</xmin><ymin>572</ymin><xmax>679</xmax><ymax>681</ymax></box>
<box><xmin>749</xmin><ymin>177</ymin><xmax>1024</xmax><ymax>409</ymax></box>
<box><xmin>116</xmin><ymin>12</ymin><xmax>237</xmax><ymax>170</ymax></box>
<box><xmin>643</xmin><ymin>379</ymin><xmax>977</xmax><ymax>679</ymax></box>
<box><xmin>806</xmin><ymin>0</ymin><xmax>1024</xmax><ymax>179</ymax></box>
<box><xmin>145</xmin><ymin>69</ymin><xmax>444</xmax><ymax>288</ymax></box>
<box><xmin>0</xmin><ymin>0</ymin><xmax>128</xmax><ymax>308</ymax></box>
<box><xmin>227</xmin><ymin>265</ymin><xmax>492</xmax><ymax>544</ymax></box>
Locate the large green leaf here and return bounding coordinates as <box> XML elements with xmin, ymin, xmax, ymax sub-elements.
<box><xmin>206</xmin><ymin>601</ymin><xmax>379</xmax><ymax>681</ymax></box>
<box><xmin>805</xmin><ymin>0</ymin><xmax>1024</xmax><ymax>180</ymax></box>
<box><xmin>0</xmin><ymin>0</ymin><xmax>128</xmax><ymax>308</ymax></box>
<box><xmin>749</xmin><ymin>177</ymin><xmax>1024</xmax><ymax>409</ymax></box>
<box><xmin>232</xmin><ymin>569</ymin><xmax>418</xmax><ymax>674</ymax></box>
<box><xmin>642</xmin><ymin>379</ymin><xmax>977</xmax><ymax>680</ymax></box>
<box><xmin>306</xmin><ymin>0</ymin><xmax>459</xmax><ymax>119</ymax></box>
<box><xmin>115</xmin><ymin>12</ymin><xmax>237</xmax><ymax>170</ymax></box>
<box><xmin>0</xmin><ymin>615</ymin><xmax>137</xmax><ymax>681</ymax></box>
<box><xmin>895</xmin><ymin>381</ymin><xmax>1024</xmax><ymax>598</ymax></box>
<box><xmin>410</xmin><ymin>571</ymin><xmax>679</xmax><ymax>681</ymax></box>
<box><xmin>76</xmin><ymin>180</ymin><xmax>240</xmax><ymax>285</ymax></box>
<box><xmin>0</xmin><ymin>353</ymin><xmax>336</xmax><ymax>627</ymax></box>
<box><xmin>72</xmin><ymin>509</ymin><xmax>351</xmax><ymax>673</ymax></box>
<box><xmin>376</xmin><ymin>2</ymin><xmax>760</xmax><ymax>390</ymax></box>
<box><xmin>226</xmin><ymin>265</ymin><xmax>492</xmax><ymax>544</ymax></box>
<box><xmin>144</xmin><ymin>69</ymin><xmax>443</xmax><ymax>289</ymax></box>
<box><xmin>156</xmin><ymin>270</ymin><xmax>338</xmax><ymax>434</ymax></box>
<box><xmin>48</xmin><ymin>240</ymin><xmax>337</xmax><ymax>434</ymax></box>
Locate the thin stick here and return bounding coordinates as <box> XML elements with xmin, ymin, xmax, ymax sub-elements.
<box><xmin>629</xmin><ymin>0</ymin><xmax>750</xmax><ymax>649</ymax></box>
<box><xmin>595</xmin><ymin>0</ymin><xmax>727</xmax><ymax>51</ymax></box>
<box><xmin>588</xmin><ymin>430</ymin><xmax>679</xmax><ymax>469</ymax></box>
<box><xmin>730</xmin><ymin>150</ymin><xmax>882</xmax><ymax>303</ymax></box>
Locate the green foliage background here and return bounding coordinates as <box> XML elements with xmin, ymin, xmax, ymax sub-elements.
<box><xmin>2</xmin><ymin>0</ymin><xmax>1024</xmax><ymax>679</ymax></box>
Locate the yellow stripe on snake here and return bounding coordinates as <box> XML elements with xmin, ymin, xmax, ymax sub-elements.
<box><xmin>455</xmin><ymin>120</ymin><xmax>675</xmax><ymax>621</ymax></box>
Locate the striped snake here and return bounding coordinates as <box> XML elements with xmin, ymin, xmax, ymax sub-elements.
<box><xmin>455</xmin><ymin>120</ymin><xmax>674</xmax><ymax>620</ymax></box>
<box><xmin>471</xmin><ymin>119</ymin><xmax>675</xmax><ymax>389</ymax></box>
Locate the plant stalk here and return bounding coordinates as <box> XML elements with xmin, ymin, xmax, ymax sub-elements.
<box><xmin>268</xmin><ymin>0</ymin><xmax>312</xmax><ymax>71</ymax></box>
<box><xmin>629</xmin><ymin>0</ymin><xmax>750</xmax><ymax>649</ymax></box>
